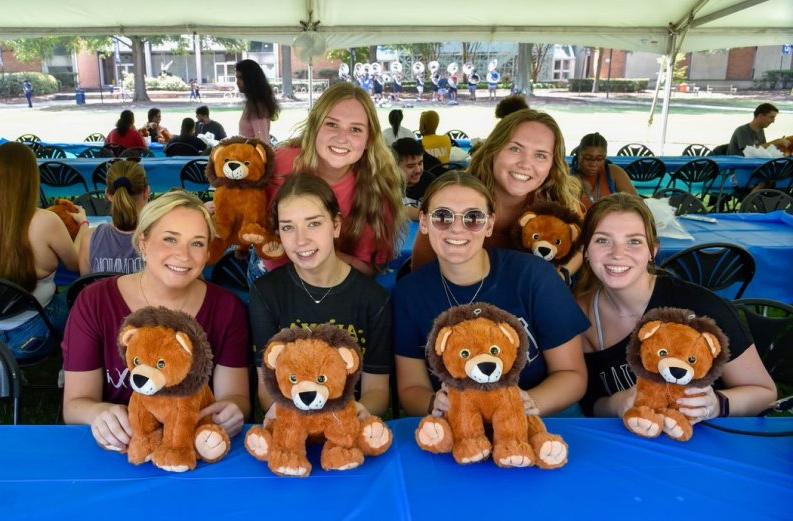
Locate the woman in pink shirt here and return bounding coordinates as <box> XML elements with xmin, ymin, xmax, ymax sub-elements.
<box><xmin>236</xmin><ymin>59</ymin><xmax>279</xmax><ymax>143</ymax></box>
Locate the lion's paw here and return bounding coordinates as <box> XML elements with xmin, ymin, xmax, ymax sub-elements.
<box><xmin>259</xmin><ymin>241</ymin><xmax>285</xmax><ymax>259</ymax></box>
<box><xmin>239</xmin><ymin>223</ymin><xmax>267</xmax><ymax>245</ymax></box>
<box><xmin>195</xmin><ymin>424</ymin><xmax>230</xmax><ymax>463</ymax></box>
<box><xmin>321</xmin><ymin>444</ymin><xmax>364</xmax><ymax>472</ymax></box>
<box><xmin>453</xmin><ymin>436</ymin><xmax>492</xmax><ymax>464</ymax></box>
<box><xmin>660</xmin><ymin>409</ymin><xmax>693</xmax><ymax>442</ymax></box>
<box><xmin>359</xmin><ymin>418</ymin><xmax>392</xmax><ymax>455</ymax></box>
<box><xmin>269</xmin><ymin>450</ymin><xmax>311</xmax><ymax>478</ymax></box>
<box><xmin>152</xmin><ymin>446</ymin><xmax>196</xmax><ymax>473</ymax></box>
<box><xmin>244</xmin><ymin>426</ymin><xmax>271</xmax><ymax>461</ymax></box>
<box><xmin>624</xmin><ymin>406</ymin><xmax>663</xmax><ymax>438</ymax></box>
<box><xmin>415</xmin><ymin>416</ymin><xmax>453</xmax><ymax>453</ymax></box>
<box><xmin>493</xmin><ymin>440</ymin><xmax>535</xmax><ymax>468</ymax></box>
<box><xmin>530</xmin><ymin>433</ymin><xmax>568</xmax><ymax>469</ymax></box>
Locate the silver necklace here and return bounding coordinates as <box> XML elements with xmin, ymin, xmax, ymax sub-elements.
<box><xmin>440</xmin><ymin>272</ymin><xmax>486</xmax><ymax>309</ymax></box>
<box><xmin>296</xmin><ymin>267</ymin><xmax>340</xmax><ymax>305</ymax></box>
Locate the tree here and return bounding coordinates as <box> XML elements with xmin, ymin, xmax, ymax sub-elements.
<box><xmin>530</xmin><ymin>44</ymin><xmax>553</xmax><ymax>82</ymax></box>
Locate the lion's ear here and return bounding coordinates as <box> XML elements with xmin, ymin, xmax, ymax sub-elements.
<box><xmin>263</xmin><ymin>342</ymin><xmax>286</xmax><ymax>370</ymax></box>
<box><xmin>119</xmin><ymin>326</ymin><xmax>137</xmax><ymax>347</ymax></box>
<box><xmin>434</xmin><ymin>327</ymin><xmax>453</xmax><ymax>356</ymax></box>
<box><xmin>337</xmin><ymin>347</ymin><xmax>360</xmax><ymax>374</ymax></box>
<box><xmin>568</xmin><ymin>222</ymin><xmax>580</xmax><ymax>243</ymax></box>
<box><xmin>518</xmin><ymin>212</ymin><xmax>537</xmax><ymax>228</ymax></box>
<box><xmin>175</xmin><ymin>332</ymin><xmax>193</xmax><ymax>355</ymax></box>
<box><xmin>638</xmin><ymin>321</ymin><xmax>662</xmax><ymax>340</ymax></box>
<box><xmin>254</xmin><ymin>144</ymin><xmax>267</xmax><ymax>163</ymax></box>
<box><xmin>497</xmin><ymin>322</ymin><xmax>520</xmax><ymax>347</ymax></box>
<box><xmin>702</xmin><ymin>332</ymin><xmax>721</xmax><ymax>358</ymax></box>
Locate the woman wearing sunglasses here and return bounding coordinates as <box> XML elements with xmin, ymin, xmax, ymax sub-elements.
<box><xmin>393</xmin><ymin>172</ymin><xmax>589</xmax><ymax>417</ymax></box>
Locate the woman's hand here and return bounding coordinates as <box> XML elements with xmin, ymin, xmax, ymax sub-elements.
<box><xmin>429</xmin><ymin>384</ymin><xmax>450</xmax><ymax>417</ymax></box>
<box><xmin>90</xmin><ymin>404</ymin><xmax>131</xmax><ymax>451</ymax></box>
<box><xmin>677</xmin><ymin>386</ymin><xmax>719</xmax><ymax>424</ymax></box>
<box><xmin>69</xmin><ymin>205</ymin><xmax>87</xmax><ymax>225</ymax></box>
<box><xmin>200</xmin><ymin>401</ymin><xmax>244</xmax><ymax>437</ymax></box>
<box><xmin>519</xmin><ymin>390</ymin><xmax>540</xmax><ymax>415</ymax></box>
<box><xmin>611</xmin><ymin>386</ymin><xmax>637</xmax><ymax>417</ymax></box>
<box><xmin>203</xmin><ymin>200</ymin><xmax>216</xmax><ymax>216</ymax></box>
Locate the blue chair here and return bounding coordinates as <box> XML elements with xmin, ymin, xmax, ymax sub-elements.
<box><xmin>660</xmin><ymin>243</ymin><xmax>755</xmax><ymax>299</ymax></box>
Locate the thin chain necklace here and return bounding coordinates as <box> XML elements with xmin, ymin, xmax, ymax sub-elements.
<box><xmin>440</xmin><ymin>271</ymin><xmax>486</xmax><ymax>309</ymax></box>
<box><xmin>138</xmin><ymin>273</ymin><xmax>191</xmax><ymax>312</ymax></box>
<box><xmin>296</xmin><ymin>265</ymin><xmax>343</xmax><ymax>305</ymax></box>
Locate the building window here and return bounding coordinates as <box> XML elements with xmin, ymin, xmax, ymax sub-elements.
<box><xmin>553</xmin><ymin>59</ymin><xmax>571</xmax><ymax>80</ymax></box>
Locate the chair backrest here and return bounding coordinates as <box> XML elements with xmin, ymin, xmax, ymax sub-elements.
<box><xmin>624</xmin><ymin>157</ymin><xmax>666</xmax><ymax>193</ymax></box>
<box><xmin>66</xmin><ymin>272</ymin><xmax>116</xmax><ymax>309</ymax></box>
<box><xmin>747</xmin><ymin>158</ymin><xmax>793</xmax><ymax>188</ymax></box>
<box><xmin>121</xmin><ymin>147</ymin><xmax>154</xmax><ymax>159</ymax></box>
<box><xmin>682</xmin><ymin>144</ymin><xmax>712</xmax><ymax>157</ymax></box>
<box><xmin>100</xmin><ymin>143</ymin><xmax>125</xmax><ymax>158</ymax></box>
<box><xmin>732</xmin><ymin>299</ymin><xmax>793</xmax><ymax>386</ymax></box>
<box><xmin>616</xmin><ymin>143</ymin><xmax>654</xmax><ymax>157</ymax></box>
<box><xmin>669</xmin><ymin>158</ymin><xmax>719</xmax><ymax>196</ymax></box>
<box><xmin>0</xmin><ymin>341</ymin><xmax>21</xmax><ymax>425</ymax></box>
<box><xmin>91</xmin><ymin>159</ymin><xmax>119</xmax><ymax>190</ymax></box>
<box><xmin>0</xmin><ymin>279</ymin><xmax>58</xmax><ymax>335</ymax></box>
<box><xmin>78</xmin><ymin>147</ymin><xmax>104</xmax><ymax>158</ymax></box>
<box><xmin>38</xmin><ymin>161</ymin><xmax>89</xmax><ymax>206</ymax></box>
<box><xmin>35</xmin><ymin>146</ymin><xmax>67</xmax><ymax>159</ymax></box>
<box><xmin>708</xmin><ymin>144</ymin><xmax>729</xmax><ymax>156</ymax></box>
<box><xmin>84</xmin><ymin>132</ymin><xmax>106</xmax><ymax>142</ymax></box>
<box><xmin>446</xmin><ymin>129</ymin><xmax>469</xmax><ymax>140</ymax></box>
<box><xmin>211</xmin><ymin>251</ymin><xmax>249</xmax><ymax>293</ymax></box>
<box><xmin>653</xmin><ymin>188</ymin><xmax>708</xmax><ymax>215</ymax></box>
<box><xmin>16</xmin><ymin>133</ymin><xmax>41</xmax><ymax>143</ymax></box>
<box><xmin>180</xmin><ymin>159</ymin><xmax>209</xmax><ymax>187</ymax></box>
<box><xmin>164</xmin><ymin>142</ymin><xmax>201</xmax><ymax>157</ymax></box>
<box><xmin>73</xmin><ymin>191</ymin><xmax>112</xmax><ymax>217</ymax></box>
<box><xmin>659</xmin><ymin>242</ymin><xmax>756</xmax><ymax>299</ymax></box>
<box><xmin>739</xmin><ymin>189</ymin><xmax>793</xmax><ymax>214</ymax></box>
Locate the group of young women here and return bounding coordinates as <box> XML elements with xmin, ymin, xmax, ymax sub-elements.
<box><xmin>0</xmin><ymin>74</ymin><xmax>776</xmax><ymax>451</ymax></box>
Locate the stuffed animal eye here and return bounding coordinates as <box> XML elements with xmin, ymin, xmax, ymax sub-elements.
<box><xmin>288</xmin><ymin>374</ymin><xmax>298</xmax><ymax>384</ymax></box>
<box><xmin>554</xmin><ymin>239</ymin><xmax>562</xmax><ymax>245</ymax></box>
<box><xmin>688</xmin><ymin>356</ymin><xmax>697</xmax><ymax>364</ymax></box>
<box><xmin>657</xmin><ymin>349</ymin><xmax>668</xmax><ymax>357</ymax></box>
<box><xmin>244</xmin><ymin>161</ymin><xmax>250</xmax><ymax>166</ymax></box>
<box><xmin>532</xmin><ymin>233</ymin><xmax>540</xmax><ymax>240</ymax></box>
<box><xmin>316</xmin><ymin>375</ymin><xmax>327</xmax><ymax>384</ymax></box>
<box><xmin>133</xmin><ymin>357</ymin><xmax>141</xmax><ymax>366</ymax></box>
<box><xmin>156</xmin><ymin>359</ymin><xmax>165</xmax><ymax>369</ymax></box>
<box><xmin>489</xmin><ymin>346</ymin><xmax>501</xmax><ymax>355</ymax></box>
<box><xmin>460</xmin><ymin>349</ymin><xmax>470</xmax><ymax>359</ymax></box>
<box><xmin>224</xmin><ymin>158</ymin><xmax>231</xmax><ymax>163</ymax></box>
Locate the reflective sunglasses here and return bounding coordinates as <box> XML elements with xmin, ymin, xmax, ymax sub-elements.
<box><xmin>429</xmin><ymin>207</ymin><xmax>489</xmax><ymax>232</ymax></box>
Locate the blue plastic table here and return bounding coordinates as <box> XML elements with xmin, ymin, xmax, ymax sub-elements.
<box><xmin>0</xmin><ymin>417</ymin><xmax>790</xmax><ymax>520</ymax></box>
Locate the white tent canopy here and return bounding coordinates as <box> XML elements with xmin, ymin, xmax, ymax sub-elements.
<box><xmin>0</xmin><ymin>0</ymin><xmax>791</xmax><ymax>53</ymax></box>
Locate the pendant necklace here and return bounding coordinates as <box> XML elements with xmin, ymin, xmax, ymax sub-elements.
<box><xmin>440</xmin><ymin>272</ymin><xmax>486</xmax><ymax>309</ymax></box>
<box><xmin>297</xmin><ymin>266</ymin><xmax>340</xmax><ymax>305</ymax></box>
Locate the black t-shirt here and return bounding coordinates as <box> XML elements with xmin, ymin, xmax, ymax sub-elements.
<box><xmin>249</xmin><ymin>264</ymin><xmax>393</xmax><ymax>376</ymax></box>
<box><xmin>580</xmin><ymin>275</ymin><xmax>753</xmax><ymax>416</ymax></box>
<box><xmin>169</xmin><ymin>135</ymin><xmax>207</xmax><ymax>152</ymax></box>
<box><xmin>405</xmin><ymin>171</ymin><xmax>436</xmax><ymax>205</ymax></box>
<box><xmin>196</xmin><ymin>120</ymin><xmax>227</xmax><ymax>140</ymax></box>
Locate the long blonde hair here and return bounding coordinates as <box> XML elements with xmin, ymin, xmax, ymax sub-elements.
<box><xmin>0</xmin><ymin>142</ymin><xmax>39</xmax><ymax>291</ymax></box>
<box><xmin>468</xmin><ymin>109</ymin><xmax>582</xmax><ymax>213</ymax></box>
<box><xmin>291</xmin><ymin>82</ymin><xmax>405</xmax><ymax>267</ymax></box>
<box><xmin>106</xmin><ymin>160</ymin><xmax>148</xmax><ymax>232</ymax></box>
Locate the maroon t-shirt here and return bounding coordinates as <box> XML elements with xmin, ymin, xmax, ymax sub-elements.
<box><xmin>62</xmin><ymin>277</ymin><xmax>249</xmax><ymax>404</ymax></box>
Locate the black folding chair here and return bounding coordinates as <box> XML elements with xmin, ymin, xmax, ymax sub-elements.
<box><xmin>179</xmin><ymin>159</ymin><xmax>211</xmax><ymax>201</ymax></box>
<box><xmin>73</xmin><ymin>191</ymin><xmax>111</xmax><ymax>216</ymax></box>
<box><xmin>616</xmin><ymin>143</ymin><xmax>654</xmax><ymax>157</ymax></box>
<box><xmin>77</xmin><ymin>147</ymin><xmax>104</xmax><ymax>158</ymax></box>
<box><xmin>100</xmin><ymin>143</ymin><xmax>125</xmax><ymax>158</ymax></box>
<box><xmin>66</xmin><ymin>273</ymin><xmax>116</xmax><ymax>309</ymax></box>
<box><xmin>0</xmin><ymin>279</ymin><xmax>61</xmax><ymax>366</ymax></box>
<box><xmin>708</xmin><ymin>144</ymin><xmax>729</xmax><ymax>156</ymax></box>
<box><xmin>744</xmin><ymin>158</ymin><xmax>793</xmax><ymax>192</ymax></box>
<box><xmin>624</xmin><ymin>157</ymin><xmax>666</xmax><ymax>195</ymax></box>
<box><xmin>446</xmin><ymin>129</ymin><xmax>469</xmax><ymax>140</ymax></box>
<box><xmin>660</xmin><ymin>243</ymin><xmax>755</xmax><ymax>299</ymax></box>
<box><xmin>91</xmin><ymin>159</ymin><xmax>119</xmax><ymax>190</ymax></box>
<box><xmin>653</xmin><ymin>188</ymin><xmax>708</xmax><ymax>215</ymax></box>
<box><xmin>84</xmin><ymin>132</ymin><xmax>106</xmax><ymax>142</ymax></box>
<box><xmin>120</xmin><ymin>147</ymin><xmax>154</xmax><ymax>159</ymax></box>
<box><xmin>682</xmin><ymin>144</ymin><xmax>712</xmax><ymax>157</ymax></box>
<box><xmin>0</xmin><ymin>341</ymin><xmax>21</xmax><ymax>425</ymax></box>
<box><xmin>16</xmin><ymin>133</ymin><xmax>41</xmax><ymax>143</ymax></box>
<box><xmin>38</xmin><ymin>161</ymin><xmax>89</xmax><ymax>207</ymax></box>
<box><xmin>164</xmin><ymin>142</ymin><xmax>201</xmax><ymax>157</ymax></box>
<box><xmin>667</xmin><ymin>158</ymin><xmax>719</xmax><ymax>200</ymax></box>
<box><xmin>35</xmin><ymin>146</ymin><xmax>67</xmax><ymax>159</ymax></box>
<box><xmin>211</xmin><ymin>250</ymin><xmax>249</xmax><ymax>293</ymax></box>
<box><xmin>738</xmin><ymin>189</ymin><xmax>793</xmax><ymax>214</ymax></box>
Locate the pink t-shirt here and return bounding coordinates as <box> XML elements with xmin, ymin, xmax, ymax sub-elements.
<box><xmin>262</xmin><ymin>146</ymin><xmax>387</xmax><ymax>271</ymax></box>
<box><xmin>62</xmin><ymin>277</ymin><xmax>249</xmax><ymax>405</ymax></box>
<box><xmin>239</xmin><ymin>113</ymin><xmax>271</xmax><ymax>143</ymax></box>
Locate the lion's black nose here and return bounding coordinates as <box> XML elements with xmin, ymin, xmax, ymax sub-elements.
<box><xmin>132</xmin><ymin>374</ymin><xmax>149</xmax><ymax>387</ymax></box>
<box><xmin>227</xmin><ymin>161</ymin><xmax>241</xmax><ymax>170</ymax></box>
<box><xmin>538</xmin><ymin>246</ymin><xmax>552</xmax><ymax>257</ymax></box>
<box><xmin>478</xmin><ymin>362</ymin><xmax>497</xmax><ymax>376</ymax></box>
<box><xmin>299</xmin><ymin>391</ymin><xmax>317</xmax><ymax>405</ymax></box>
<box><xmin>670</xmin><ymin>367</ymin><xmax>688</xmax><ymax>379</ymax></box>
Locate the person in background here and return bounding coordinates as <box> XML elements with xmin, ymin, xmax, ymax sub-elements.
<box><xmin>570</xmin><ymin>132</ymin><xmax>637</xmax><ymax>211</ymax></box>
<box><xmin>393</xmin><ymin>138</ymin><xmax>435</xmax><ymax>220</ymax></box>
<box><xmin>495</xmin><ymin>94</ymin><xmax>529</xmax><ymax>119</ymax></box>
<box><xmin>419</xmin><ymin>110</ymin><xmax>452</xmax><ymax>164</ymax></box>
<box><xmin>727</xmin><ymin>103</ymin><xmax>779</xmax><ymax>155</ymax></box>
<box><xmin>195</xmin><ymin>105</ymin><xmax>227</xmax><ymax>140</ymax></box>
<box><xmin>236</xmin><ymin>59</ymin><xmax>279</xmax><ymax>143</ymax></box>
<box><xmin>0</xmin><ymin>142</ymin><xmax>86</xmax><ymax>361</ymax></box>
<box><xmin>63</xmin><ymin>190</ymin><xmax>250</xmax><ymax>452</ymax></box>
<box><xmin>167</xmin><ymin>118</ymin><xmax>207</xmax><ymax>154</ymax></box>
<box><xmin>382</xmin><ymin>109</ymin><xmax>415</xmax><ymax>146</ymax></box>
<box><xmin>22</xmin><ymin>79</ymin><xmax>33</xmax><ymax>108</ymax></box>
<box><xmin>106</xmin><ymin>110</ymin><xmax>147</xmax><ymax>151</ymax></box>
<box><xmin>467</xmin><ymin>71</ymin><xmax>480</xmax><ymax>102</ymax></box>
<box><xmin>140</xmin><ymin>107</ymin><xmax>171</xmax><ymax>144</ymax></box>
<box><xmin>78</xmin><ymin>160</ymin><xmax>149</xmax><ymax>275</ymax></box>
<box><xmin>574</xmin><ymin>193</ymin><xmax>776</xmax><ymax>420</ymax></box>
<box><xmin>250</xmin><ymin>173</ymin><xmax>392</xmax><ymax>417</ymax></box>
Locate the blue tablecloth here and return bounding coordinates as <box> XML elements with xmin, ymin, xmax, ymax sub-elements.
<box><xmin>0</xmin><ymin>417</ymin><xmax>790</xmax><ymax>520</ymax></box>
<box><xmin>1</xmin><ymin>137</ymin><xmax>165</xmax><ymax>157</ymax></box>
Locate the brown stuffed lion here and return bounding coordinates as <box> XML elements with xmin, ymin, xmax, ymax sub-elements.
<box><xmin>244</xmin><ymin>325</ymin><xmax>392</xmax><ymax>477</ymax></box>
<box><xmin>415</xmin><ymin>303</ymin><xmax>568</xmax><ymax>469</ymax></box>
<box><xmin>118</xmin><ymin>306</ymin><xmax>230</xmax><ymax>472</ymax></box>
<box><xmin>205</xmin><ymin>137</ymin><xmax>284</xmax><ymax>264</ymax></box>
<box><xmin>624</xmin><ymin>307</ymin><xmax>730</xmax><ymax>442</ymax></box>
<box><xmin>47</xmin><ymin>198</ymin><xmax>81</xmax><ymax>240</ymax></box>
<box><xmin>513</xmin><ymin>201</ymin><xmax>582</xmax><ymax>267</ymax></box>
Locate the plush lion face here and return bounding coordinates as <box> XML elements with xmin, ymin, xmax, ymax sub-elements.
<box><xmin>518</xmin><ymin>213</ymin><xmax>579</xmax><ymax>262</ymax></box>
<box><xmin>207</xmin><ymin>138</ymin><xmax>271</xmax><ymax>185</ymax></box>
<box><xmin>435</xmin><ymin>318</ymin><xmax>521</xmax><ymax>384</ymax></box>
<box><xmin>264</xmin><ymin>332</ymin><xmax>360</xmax><ymax>411</ymax></box>
<box><xmin>120</xmin><ymin>326</ymin><xmax>194</xmax><ymax>396</ymax></box>
<box><xmin>637</xmin><ymin>321</ymin><xmax>721</xmax><ymax>385</ymax></box>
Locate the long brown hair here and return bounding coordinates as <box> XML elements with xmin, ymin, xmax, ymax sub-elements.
<box><xmin>106</xmin><ymin>160</ymin><xmax>148</xmax><ymax>232</ymax></box>
<box><xmin>291</xmin><ymin>82</ymin><xmax>405</xmax><ymax>268</ymax></box>
<box><xmin>467</xmin><ymin>109</ymin><xmax>582</xmax><ymax>214</ymax></box>
<box><xmin>574</xmin><ymin>193</ymin><xmax>659</xmax><ymax>297</ymax></box>
<box><xmin>0</xmin><ymin>142</ymin><xmax>39</xmax><ymax>291</ymax></box>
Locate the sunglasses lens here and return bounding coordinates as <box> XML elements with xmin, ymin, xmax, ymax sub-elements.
<box><xmin>430</xmin><ymin>208</ymin><xmax>454</xmax><ymax>230</ymax></box>
<box><xmin>463</xmin><ymin>210</ymin><xmax>487</xmax><ymax>231</ymax></box>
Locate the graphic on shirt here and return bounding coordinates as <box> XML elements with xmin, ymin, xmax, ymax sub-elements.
<box><xmin>517</xmin><ymin>316</ymin><xmax>540</xmax><ymax>363</ymax></box>
<box><xmin>598</xmin><ymin>363</ymin><xmax>636</xmax><ymax>396</ymax></box>
<box><xmin>289</xmin><ymin>318</ymin><xmax>367</xmax><ymax>355</ymax></box>
<box><xmin>93</xmin><ymin>257</ymin><xmax>144</xmax><ymax>274</ymax></box>
<box><xmin>106</xmin><ymin>367</ymin><xmax>129</xmax><ymax>389</ymax></box>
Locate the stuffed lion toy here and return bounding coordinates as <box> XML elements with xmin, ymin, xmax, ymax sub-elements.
<box><xmin>205</xmin><ymin>137</ymin><xmax>284</xmax><ymax>264</ymax></box>
<box><xmin>244</xmin><ymin>325</ymin><xmax>392</xmax><ymax>477</ymax></box>
<box><xmin>513</xmin><ymin>201</ymin><xmax>582</xmax><ymax>268</ymax></box>
<box><xmin>47</xmin><ymin>198</ymin><xmax>81</xmax><ymax>240</ymax></box>
<box><xmin>624</xmin><ymin>307</ymin><xmax>729</xmax><ymax>442</ymax></box>
<box><xmin>415</xmin><ymin>303</ymin><xmax>568</xmax><ymax>469</ymax></box>
<box><xmin>118</xmin><ymin>306</ymin><xmax>230</xmax><ymax>472</ymax></box>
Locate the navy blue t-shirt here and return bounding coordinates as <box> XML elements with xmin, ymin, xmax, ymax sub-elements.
<box><xmin>393</xmin><ymin>248</ymin><xmax>589</xmax><ymax>391</ymax></box>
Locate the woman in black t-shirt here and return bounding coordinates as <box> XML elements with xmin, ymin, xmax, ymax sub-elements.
<box><xmin>574</xmin><ymin>193</ymin><xmax>776</xmax><ymax>423</ymax></box>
